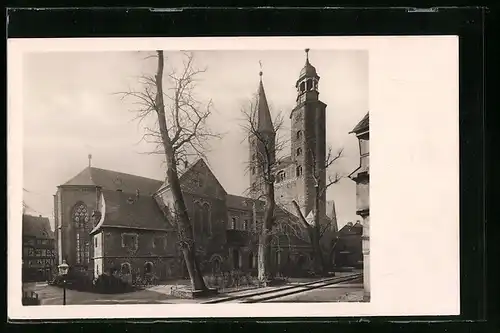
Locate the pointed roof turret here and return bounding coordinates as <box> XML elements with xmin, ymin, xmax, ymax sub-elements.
<box><xmin>296</xmin><ymin>48</ymin><xmax>320</xmax><ymax>87</ymax></box>
<box><xmin>255</xmin><ymin>69</ymin><xmax>274</xmax><ymax>133</ymax></box>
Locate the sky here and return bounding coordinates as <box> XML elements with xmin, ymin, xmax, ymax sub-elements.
<box><xmin>22</xmin><ymin>49</ymin><xmax>368</xmax><ymax>230</ymax></box>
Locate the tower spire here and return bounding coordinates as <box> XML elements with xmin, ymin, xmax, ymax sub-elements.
<box><xmin>255</xmin><ymin>62</ymin><xmax>273</xmax><ymax>133</ymax></box>
<box><xmin>305</xmin><ymin>48</ymin><xmax>310</xmax><ymax>62</ymax></box>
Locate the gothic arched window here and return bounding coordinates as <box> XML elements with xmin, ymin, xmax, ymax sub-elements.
<box><xmin>72</xmin><ymin>202</ymin><xmax>91</xmax><ymax>265</ymax></box>
<box><xmin>193</xmin><ymin>202</ymin><xmax>202</xmax><ymax>237</ymax></box>
<box><xmin>248</xmin><ymin>252</ymin><xmax>254</xmax><ymax>269</ymax></box>
<box><xmin>144</xmin><ymin>262</ymin><xmax>154</xmax><ymax>275</ymax></box>
<box><xmin>202</xmin><ymin>203</ymin><xmax>211</xmax><ymax>234</ymax></box>
<box><xmin>296</xmin><ymin>147</ymin><xmax>302</xmax><ymax>156</ymax></box>
<box><xmin>121</xmin><ymin>262</ymin><xmax>131</xmax><ymax>275</ymax></box>
<box><xmin>276</xmin><ymin>171</ymin><xmax>286</xmax><ymax>183</ymax></box>
<box><xmin>296</xmin><ymin>165</ymin><xmax>303</xmax><ymax>177</ymax></box>
<box><xmin>296</xmin><ymin>130</ymin><xmax>302</xmax><ymax>140</ymax></box>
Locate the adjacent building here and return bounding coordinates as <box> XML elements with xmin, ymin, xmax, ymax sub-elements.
<box><xmin>333</xmin><ymin>221</ymin><xmax>363</xmax><ymax>269</ymax></box>
<box><xmin>22</xmin><ymin>214</ymin><xmax>56</xmax><ymax>282</ymax></box>
<box><xmin>349</xmin><ymin>112</ymin><xmax>370</xmax><ymax>300</ymax></box>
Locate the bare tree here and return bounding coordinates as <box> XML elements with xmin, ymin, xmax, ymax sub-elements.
<box><xmin>240</xmin><ymin>96</ymin><xmax>288</xmax><ymax>285</ymax></box>
<box><xmin>116</xmin><ymin>51</ymin><xmax>220</xmax><ymax>293</ymax></box>
<box><xmin>291</xmin><ymin>146</ymin><xmax>344</xmax><ymax>275</ymax></box>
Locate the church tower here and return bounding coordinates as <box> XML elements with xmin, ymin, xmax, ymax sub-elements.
<box><xmin>290</xmin><ymin>49</ymin><xmax>327</xmax><ymax>219</ymax></box>
<box><xmin>249</xmin><ymin>70</ymin><xmax>275</xmax><ymax>198</ymax></box>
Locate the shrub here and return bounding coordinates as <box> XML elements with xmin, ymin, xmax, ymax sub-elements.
<box><xmin>49</xmin><ymin>270</ymin><xmax>94</xmax><ymax>292</ymax></box>
<box><xmin>93</xmin><ymin>274</ymin><xmax>135</xmax><ymax>294</ymax></box>
<box><xmin>205</xmin><ymin>270</ymin><xmax>258</xmax><ymax>290</ymax></box>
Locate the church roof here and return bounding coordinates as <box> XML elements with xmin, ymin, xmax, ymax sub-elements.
<box><xmin>349</xmin><ymin>112</ymin><xmax>369</xmax><ymax>134</ymax></box>
<box><xmin>226</xmin><ymin>194</ymin><xmax>265</xmax><ymax>211</ymax></box>
<box><xmin>158</xmin><ymin>158</ymin><xmax>227</xmax><ymax>197</ymax></box>
<box><xmin>23</xmin><ymin>214</ymin><xmax>54</xmax><ymax>239</ymax></box>
<box><xmin>255</xmin><ymin>76</ymin><xmax>274</xmax><ymax>133</ymax></box>
<box><xmin>60</xmin><ymin>167</ymin><xmax>163</xmax><ymax>195</ymax></box>
<box><xmin>90</xmin><ymin>189</ymin><xmax>170</xmax><ymax>234</ymax></box>
<box><xmin>326</xmin><ymin>200</ymin><xmax>338</xmax><ymax>233</ymax></box>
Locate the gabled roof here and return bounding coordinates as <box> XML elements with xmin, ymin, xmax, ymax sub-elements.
<box><xmin>23</xmin><ymin>214</ymin><xmax>54</xmax><ymax>239</ymax></box>
<box><xmin>349</xmin><ymin>112</ymin><xmax>369</xmax><ymax>134</ymax></box>
<box><xmin>60</xmin><ymin>167</ymin><xmax>163</xmax><ymax>195</ymax></box>
<box><xmin>158</xmin><ymin>159</ymin><xmax>227</xmax><ymax>197</ymax></box>
<box><xmin>339</xmin><ymin>222</ymin><xmax>363</xmax><ymax>235</ymax></box>
<box><xmin>90</xmin><ymin>189</ymin><xmax>170</xmax><ymax>234</ymax></box>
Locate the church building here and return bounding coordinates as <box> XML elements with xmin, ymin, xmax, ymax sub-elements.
<box><xmin>53</xmin><ymin>49</ymin><xmax>338</xmax><ymax>282</ymax></box>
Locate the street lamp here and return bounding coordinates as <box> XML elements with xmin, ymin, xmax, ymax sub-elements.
<box><xmin>58</xmin><ymin>261</ymin><xmax>69</xmax><ymax>305</ymax></box>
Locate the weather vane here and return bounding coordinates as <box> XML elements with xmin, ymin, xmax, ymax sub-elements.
<box><xmin>259</xmin><ymin>60</ymin><xmax>263</xmax><ymax>77</ymax></box>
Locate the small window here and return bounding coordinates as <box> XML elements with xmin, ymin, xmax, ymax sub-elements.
<box><xmin>299</xmin><ymin>81</ymin><xmax>305</xmax><ymax>92</ymax></box>
<box><xmin>94</xmin><ymin>237</ymin><xmax>97</xmax><ymax>248</ymax></box>
<box><xmin>276</xmin><ymin>171</ymin><xmax>286</xmax><ymax>183</ymax></box>
<box><xmin>144</xmin><ymin>262</ymin><xmax>154</xmax><ymax>274</ymax></box>
<box><xmin>296</xmin><ymin>165</ymin><xmax>303</xmax><ymax>177</ymax></box>
<box><xmin>231</xmin><ymin>217</ymin><xmax>237</xmax><ymax>229</ymax></box>
<box><xmin>120</xmin><ymin>262</ymin><xmax>131</xmax><ymax>275</ymax></box>
<box><xmin>122</xmin><ymin>233</ymin><xmax>138</xmax><ymax>251</ymax></box>
<box><xmin>296</xmin><ymin>147</ymin><xmax>302</xmax><ymax>156</ymax></box>
<box><xmin>153</xmin><ymin>236</ymin><xmax>165</xmax><ymax>249</ymax></box>
<box><xmin>296</xmin><ymin>131</ymin><xmax>302</xmax><ymax>139</ymax></box>
<box><xmin>306</xmin><ymin>79</ymin><xmax>313</xmax><ymax>90</ymax></box>
<box><xmin>243</xmin><ymin>220</ymin><xmax>249</xmax><ymax>230</ymax></box>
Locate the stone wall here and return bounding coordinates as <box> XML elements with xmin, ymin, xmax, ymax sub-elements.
<box><xmin>96</xmin><ymin>228</ymin><xmax>180</xmax><ymax>280</ymax></box>
<box><xmin>55</xmin><ymin>186</ymin><xmax>100</xmax><ymax>268</ymax></box>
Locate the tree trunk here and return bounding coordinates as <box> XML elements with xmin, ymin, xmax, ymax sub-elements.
<box><xmin>292</xmin><ymin>200</ymin><xmax>326</xmax><ymax>276</ymax></box>
<box><xmin>155</xmin><ymin>50</ymin><xmax>207</xmax><ymax>292</ymax></box>
<box><xmin>258</xmin><ymin>180</ymin><xmax>275</xmax><ymax>285</ymax></box>
<box><xmin>257</xmin><ymin>233</ymin><xmax>271</xmax><ymax>283</ymax></box>
<box><xmin>312</xmin><ymin>224</ymin><xmax>326</xmax><ymax>275</ymax></box>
